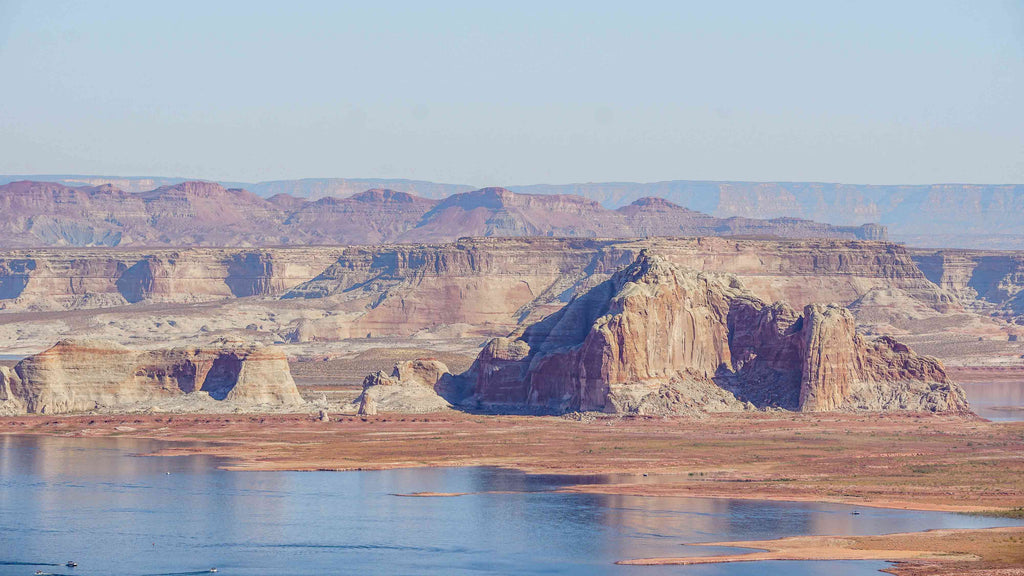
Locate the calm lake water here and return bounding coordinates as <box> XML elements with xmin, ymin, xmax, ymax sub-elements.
<box><xmin>960</xmin><ymin>380</ymin><xmax>1024</xmax><ymax>421</ymax></box>
<box><xmin>1</xmin><ymin>436</ymin><xmax>1022</xmax><ymax>576</ymax></box>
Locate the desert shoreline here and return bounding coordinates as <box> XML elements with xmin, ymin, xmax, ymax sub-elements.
<box><xmin>615</xmin><ymin>527</ymin><xmax>1024</xmax><ymax>576</ymax></box>
<box><xmin>2</xmin><ymin>410</ymin><xmax>1022</xmax><ymax>514</ymax></box>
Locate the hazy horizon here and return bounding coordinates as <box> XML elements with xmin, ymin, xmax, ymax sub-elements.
<box><xmin>1</xmin><ymin>1</ymin><xmax>1022</xmax><ymax>186</ymax></box>
<box><xmin>4</xmin><ymin>172</ymin><xmax>1024</xmax><ymax>189</ymax></box>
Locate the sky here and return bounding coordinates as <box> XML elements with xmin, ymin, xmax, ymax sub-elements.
<box><xmin>0</xmin><ymin>0</ymin><xmax>1022</xmax><ymax>186</ymax></box>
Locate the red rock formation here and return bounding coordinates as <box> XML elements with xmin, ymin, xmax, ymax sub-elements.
<box><xmin>797</xmin><ymin>304</ymin><xmax>860</xmax><ymax>411</ymax></box>
<box><xmin>0</xmin><ymin>247</ymin><xmax>345</xmax><ymax>310</ymax></box>
<box><xmin>464</xmin><ymin>251</ymin><xmax>967</xmax><ymax>414</ymax></box>
<box><xmin>14</xmin><ymin>176</ymin><xmax>1024</xmax><ymax>248</ymax></box>
<box><xmin>283</xmin><ymin>189</ymin><xmax>435</xmax><ymax>244</ymax></box>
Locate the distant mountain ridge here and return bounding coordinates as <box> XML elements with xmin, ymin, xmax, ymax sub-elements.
<box><xmin>0</xmin><ymin>180</ymin><xmax>883</xmax><ymax>248</ymax></box>
<box><xmin>3</xmin><ymin>174</ymin><xmax>1021</xmax><ymax>248</ymax></box>
<box><xmin>511</xmin><ymin>181</ymin><xmax>1024</xmax><ymax>249</ymax></box>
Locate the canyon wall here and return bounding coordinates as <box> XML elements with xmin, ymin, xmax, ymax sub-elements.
<box><xmin>0</xmin><ymin>239</ymin><xmax>959</xmax><ymax>350</ymax></box>
<box><xmin>0</xmin><ymin>248</ymin><xmax>345</xmax><ymax>310</ymax></box>
<box><xmin>911</xmin><ymin>249</ymin><xmax>1024</xmax><ymax>324</ymax></box>
<box><xmin>283</xmin><ymin>237</ymin><xmax>956</xmax><ymax>340</ymax></box>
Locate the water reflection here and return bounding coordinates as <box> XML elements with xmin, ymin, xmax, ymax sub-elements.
<box><xmin>1</xmin><ymin>435</ymin><xmax>1021</xmax><ymax>576</ymax></box>
<box><xmin>961</xmin><ymin>380</ymin><xmax>1024</xmax><ymax>421</ymax></box>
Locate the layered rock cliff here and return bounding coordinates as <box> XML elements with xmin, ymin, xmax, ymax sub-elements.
<box><xmin>0</xmin><ymin>247</ymin><xmax>345</xmax><ymax>310</ymax></box>
<box><xmin>281</xmin><ymin>237</ymin><xmax>956</xmax><ymax>341</ymax></box>
<box><xmin>461</xmin><ymin>252</ymin><xmax>966</xmax><ymax>415</ymax></box>
<box><xmin>912</xmin><ymin>248</ymin><xmax>1024</xmax><ymax>324</ymax></box>
<box><xmin>0</xmin><ymin>238</ymin><xmax>961</xmax><ymax>358</ymax></box>
<box><xmin>0</xmin><ymin>339</ymin><xmax>303</xmax><ymax>414</ymax></box>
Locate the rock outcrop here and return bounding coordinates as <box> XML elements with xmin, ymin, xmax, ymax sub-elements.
<box><xmin>460</xmin><ymin>251</ymin><xmax>967</xmax><ymax>415</ymax></box>
<box><xmin>0</xmin><ymin>366</ymin><xmax>25</xmax><ymax>415</ymax></box>
<box><xmin>354</xmin><ymin>359</ymin><xmax>454</xmax><ymax>414</ymax></box>
<box><xmin>1</xmin><ymin>339</ymin><xmax>303</xmax><ymax>414</ymax></box>
<box><xmin>0</xmin><ymin>238</ymin><xmax>953</xmax><ymax>315</ymax></box>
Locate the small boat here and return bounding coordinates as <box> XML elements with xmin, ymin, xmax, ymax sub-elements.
<box><xmin>209</xmin><ymin>569</ymin><xmax>218</xmax><ymax>573</ymax></box>
<box><xmin>66</xmin><ymin>561</ymin><xmax>78</xmax><ymax>567</ymax></box>
<box><xmin>851</xmin><ymin>511</ymin><xmax>861</xmax><ymax>515</ymax></box>
<box><xmin>34</xmin><ymin>571</ymin><xmax>44</xmax><ymax>575</ymax></box>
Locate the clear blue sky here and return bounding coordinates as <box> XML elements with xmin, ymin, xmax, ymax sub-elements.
<box><xmin>1</xmin><ymin>0</ymin><xmax>1021</xmax><ymax>185</ymax></box>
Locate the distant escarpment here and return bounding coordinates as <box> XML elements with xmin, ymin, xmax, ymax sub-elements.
<box><xmin>0</xmin><ymin>339</ymin><xmax>302</xmax><ymax>415</ymax></box>
<box><xmin>0</xmin><ymin>180</ymin><xmax>883</xmax><ymax>248</ymax></box>
<box><xmin>0</xmin><ymin>247</ymin><xmax>344</xmax><ymax>310</ymax></box>
<box><xmin>364</xmin><ymin>252</ymin><xmax>966</xmax><ymax>416</ymax></box>
<box><xmin>8</xmin><ymin>175</ymin><xmax>1023</xmax><ymax>248</ymax></box>
<box><xmin>912</xmin><ymin>248</ymin><xmax>1024</xmax><ymax>324</ymax></box>
<box><xmin>509</xmin><ymin>181</ymin><xmax>1024</xmax><ymax>249</ymax></box>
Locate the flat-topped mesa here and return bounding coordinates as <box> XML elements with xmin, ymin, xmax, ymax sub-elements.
<box><xmin>0</xmin><ymin>339</ymin><xmax>303</xmax><ymax>414</ymax></box>
<box><xmin>349</xmin><ymin>188</ymin><xmax>422</xmax><ymax>203</ymax></box>
<box><xmin>462</xmin><ymin>251</ymin><xmax>967</xmax><ymax>415</ymax></box>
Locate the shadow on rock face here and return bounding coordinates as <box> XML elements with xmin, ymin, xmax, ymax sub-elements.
<box><xmin>0</xmin><ymin>259</ymin><xmax>34</xmax><ymax>300</ymax></box>
<box><xmin>201</xmin><ymin>354</ymin><xmax>243</xmax><ymax>400</ymax></box>
<box><xmin>115</xmin><ymin>258</ymin><xmax>159</xmax><ymax>304</ymax></box>
<box><xmin>225</xmin><ymin>252</ymin><xmax>276</xmax><ymax>298</ymax></box>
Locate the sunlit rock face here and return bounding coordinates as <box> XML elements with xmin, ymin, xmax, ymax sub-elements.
<box><xmin>465</xmin><ymin>251</ymin><xmax>967</xmax><ymax>415</ymax></box>
<box><xmin>3</xmin><ymin>339</ymin><xmax>302</xmax><ymax>414</ymax></box>
<box><xmin>355</xmin><ymin>359</ymin><xmax>454</xmax><ymax>414</ymax></box>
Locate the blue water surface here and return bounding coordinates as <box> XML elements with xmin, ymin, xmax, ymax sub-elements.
<box><xmin>0</xmin><ymin>435</ymin><xmax>1019</xmax><ymax>576</ymax></box>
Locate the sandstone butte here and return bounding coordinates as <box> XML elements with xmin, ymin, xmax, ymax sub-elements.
<box><xmin>356</xmin><ymin>251</ymin><xmax>968</xmax><ymax>416</ymax></box>
<box><xmin>0</xmin><ymin>339</ymin><xmax>302</xmax><ymax>415</ymax></box>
